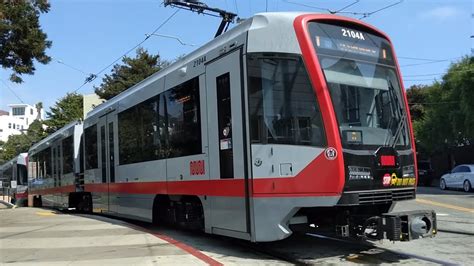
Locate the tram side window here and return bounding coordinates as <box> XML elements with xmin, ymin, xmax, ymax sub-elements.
<box><xmin>247</xmin><ymin>53</ymin><xmax>326</xmax><ymax>147</ymax></box>
<box><xmin>62</xmin><ymin>136</ymin><xmax>74</xmax><ymax>174</ymax></box>
<box><xmin>85</xmin><ymin>125</ymin><xmax>98</xmax><ymax>169</ymax></box>
<box><xmin>117</xmin><ymin>77</ymin><xmax>201</xmax><ymax>165</ymax></box>
<box><xmin>118</xmin><ymin>106</ymin><xmax>140</xmax><ymax>164</ymax></box>
<box><xmin>3</xmin><ymin>166</ymin><xmax>12</xmax><ymax>186</ymax></box>
<box><xmin>118</xmin><ymin>94</ymin><xmax>166</xmax><ymax>165</ymax></box>
<box><xmin>165</xmin><ymin>77</ymin><xmax>201</xmax><ymax>158</ymax></box>
<box><xmin>35</xmin><ymin>148</ymin><xmax>52</xmax><ymax>179</ymax></box>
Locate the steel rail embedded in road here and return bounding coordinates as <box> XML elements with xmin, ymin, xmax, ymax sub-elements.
<box><xmin>306</xmin><ymin>233</ymin><xmax>457</xmax><ymax>265</ymax></box>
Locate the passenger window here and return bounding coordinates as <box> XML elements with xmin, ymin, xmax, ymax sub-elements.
<box><xmin>62</xmin><ymin>136</ymin><xmax>74</xmax><ymax>174</ymax></box>
<box><xmin>85</xmin><ymin>125</ymin><xmax>98</xmax><ymax>169</ymax></box>
<box><xmin>165</xmin><ymin>77</ymin><xmax>202</xmax><ymax>158</ymax></box>
<box><xmin>117</xmin><ymin>76</ymin><xmax>202</xmax><ymax>165</ymax></box>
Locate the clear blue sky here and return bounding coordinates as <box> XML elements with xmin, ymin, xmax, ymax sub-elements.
<box><xmin>1</xmin><ymin>0</ymin><xmax>472</xmax><ymax>112</ymax></box>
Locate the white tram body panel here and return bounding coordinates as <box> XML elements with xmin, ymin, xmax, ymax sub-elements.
<box><xmin>28</xmin><ymin>121</ymin><xmax>83</xmax><ymax>209</ymax></box>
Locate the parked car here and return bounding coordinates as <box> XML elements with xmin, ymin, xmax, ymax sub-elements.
<box><xmin>417</xmin><ymin>160</ymin><xmax>435</xmax><ymax>186</ymax></box>
<box><xmin>440</xmin><ymin>164</ymin><xmax>474</xmax><ymax>192</ymax></box>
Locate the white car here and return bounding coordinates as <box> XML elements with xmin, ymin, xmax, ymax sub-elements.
<box><xmin>440</xmin><ymin>164</ymin><xmax>474</xmax><ymax>192</ymax></box>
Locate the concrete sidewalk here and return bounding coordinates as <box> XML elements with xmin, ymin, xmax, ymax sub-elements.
<box><xmin>0</xmin><ymin>208</ymin><xmax>219</xmax><ymax>265</ymax></box>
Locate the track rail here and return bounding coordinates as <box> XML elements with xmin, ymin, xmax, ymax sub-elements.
<box><xmin>305</xmin><ymin>233</ymin><xmax>457</xmax><ymax>265</ymax></box>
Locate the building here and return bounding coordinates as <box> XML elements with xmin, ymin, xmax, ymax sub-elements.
<box><xmin>83</xmin><ymin>93</ymin><xmax>105</xmax><ymax>118</ymax></box>
<box><xmin>0</xmin><ymin>104</ymin><xmax>44</xmax><ymax>142</ymax></box>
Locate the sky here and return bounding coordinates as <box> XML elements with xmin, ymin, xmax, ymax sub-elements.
<box><xmin>0</xmin><ymin>0</ymin><xmax>472</xmax><ymax>112</ymax></box>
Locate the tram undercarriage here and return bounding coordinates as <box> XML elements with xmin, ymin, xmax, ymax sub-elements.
<box><xmin>292</xmin><ymin>204</ymin><xmax>437</xmax><ymax>242</ymax></box>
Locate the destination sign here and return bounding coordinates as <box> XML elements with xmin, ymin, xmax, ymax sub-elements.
<box><xmin>309</xmin><ymin>22</ymin><xmax>394</xmax><ymax>65</ymax></box>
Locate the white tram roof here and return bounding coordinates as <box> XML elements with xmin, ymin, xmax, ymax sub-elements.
<box><xmin>84</xmin><ymin>12</ymin><xmax>311</xmax><ymax>123</ymax></box>
<box><xmin>28</xmin><ymin>120</ymin><xmax>82</xmax><ymax>155</ymax></box>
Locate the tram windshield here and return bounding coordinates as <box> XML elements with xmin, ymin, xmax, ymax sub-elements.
<box><xmin>309</xmin><ymin>21</ymin><xmax>410</xmax><ymax>150</ymax></box>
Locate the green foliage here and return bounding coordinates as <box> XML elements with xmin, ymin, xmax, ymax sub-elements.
<box><xmin>410</xmin><ymin>56</ymin><xmax>474</xmax><ymax>154</ymax></box>
<box><xmin>94</xmin><ymin>48</ymin><xmax>166</xmax><ymax>100</ymax></box>
<box><xmin>45</xmin><ymin>93</ymin><xmax>83</xmax><ymax>133</ymax></box>
<box><xmin>406</xmin><ymin>84</ymin><xmax>429</xmax><ymax>122</ymax></box>
<box><xmin>27</xmin><ymin>119</ymin><xmax>47</xmax><ymax>141</ymax></box>
<box><xmin>0</xmin><ymin>0</ymin><xmax>52</xmax><ymax>83</ymax></box>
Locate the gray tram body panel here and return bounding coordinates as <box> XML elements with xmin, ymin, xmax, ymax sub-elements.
<box><xmin>82</xmin><ymin>12</ymin><xmax>337</xmax><ymax>241</ymax></box>
<box><xmin>28</xmin><ymin>120</ymin><xmax>83</xmax><ymax>208</ymax></box>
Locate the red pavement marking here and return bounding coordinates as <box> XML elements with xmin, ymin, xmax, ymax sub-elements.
<box><xmin>151</xmin><ymin>232</ymin><xmax>224</xmax><ymax>266</ymax></box>
<box><xmin>128</xmin><ymin>224</ymin><xmax>223</xmax><ymax>266</ymax></box>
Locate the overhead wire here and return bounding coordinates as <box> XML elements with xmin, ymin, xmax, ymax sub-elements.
<box><xmin>357</xmin><ymin>0</ymin><xmax>404</xmax><ymax>20</ymax></box>
<box><xmin>398</xmin><ymin>56</ymin><xmax>448</xmax><ymax>62</ymax></box>
<box><xmin>1</xmin><ymin>79</ymin><xmax>25</xmax><ymax>104</ymax></box>
<box><xmin>233</xmin><ymin>0</ymin><xmax>239</xmax><ymax>14</ymax></box>
<box><xmin>283</xmin><ymin>0</ymin><xmax>333</xmax><ymax>13</ymax></box>
<box><xmin>403</xmin><ymin>78</ymin><xmax>441</xmax><ymax>82</ymax></box>
<box><xmin>73</xmin><ymin>9</ymin><xmax>180</xmax><ymax>93</ymax></box>
<box><xmin>334</xmin><ymin>0</ymin><xmax>360</xmax><ymax>14</ymax></box>
<box><xmin>54</xmin><ymin>59</ymin><xmax>89</xmax><ymax>75</ymax></box>
<box><xmin>403</xmin><ymin>68</ymin><xmax>473</xmax><ymax>77</ymax></box>
<box><xmin>283</xmin><ymin>0</ymin><xmax>401</xmax><ymax>19</ymax></box>
<box><xmin>400</xmin><ymin>56</ymin><xmax>464</xmax><ymax>67</ymax></box>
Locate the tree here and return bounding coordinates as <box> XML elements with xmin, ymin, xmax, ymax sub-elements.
<box><xmin>45</xmin><ymin>93</ymin><xmax>83</xmax><ymax>133</ymax></box>
<box><xmin>95</xmin><ymin>48</ymin><xmax>167</xmax><ymax>100</ymax></box>
<box><xmin>0</xmin><ymin>0</ymin><xmax>52</xmax><ymax>83</ymax></box>
<box><xmin>0</xmin><ymin>134</ymin><xmax>31</xmax><ymax>162</ymax></box>
<box><xmin>27</xmin><ymin>119</ymin><xmax>47</xmax><ymax>141</ymax></box>
<box><xmin>35</xmin><ymin>102</ymin><xmax>43</xmax><ymax>120</ymax></box>
<box><xmin>406</xmin><ymin>84</ymin><xmax>428</xmax><ymax>122</ymax></box>
<box><xmin>443</xmin><ymin>56</ymin><xmax>474</xmax><ymax>140</ymax></box>
<box><xmin>412</xmin><ymin>56</ymin><xmax>474</xmax><ymax>154</ymax></box>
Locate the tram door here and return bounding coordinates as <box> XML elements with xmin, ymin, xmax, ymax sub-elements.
<box><xmin>97</xmin><ymin>112</ymin><xmax>117</xmax><ymax>213</ymax></box>
<box><xmin>51</xmin><ymin>142</ymin><xmax>61</xmax><ymax>206</ymax></box>
<box><xmin>206</xmin><ymin>49</ymin><xmax>250</xmax><ymax>237</ymax></box>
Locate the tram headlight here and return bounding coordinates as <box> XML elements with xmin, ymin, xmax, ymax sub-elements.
<box><xmin>402</xmin><ymin>165</ymin><xmax>415</xmax><ymax>178</ymax></box>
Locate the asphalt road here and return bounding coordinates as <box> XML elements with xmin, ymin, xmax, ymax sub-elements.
<box><xmin>1</xmin><ymin>186</ymin><xmax>472</xmax><ymax>265</ymax></box>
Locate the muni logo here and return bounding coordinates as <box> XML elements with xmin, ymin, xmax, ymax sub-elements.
<box><xmin>324</xmin><ymin>147</ymin><xmax>337</xmax><ymax>160</ymax></box>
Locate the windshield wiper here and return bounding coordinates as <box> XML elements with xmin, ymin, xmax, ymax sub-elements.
<box><xmin>390</xmin><ymin>107</ymin><xmax>407</xmax><ymax>148</ymax></box>
<box><xmin>387</xmin><ymin>80</ymin><xmax>408</xmax><ymax>148</ymax></box>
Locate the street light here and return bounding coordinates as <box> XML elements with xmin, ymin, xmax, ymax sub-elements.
<box><xmin>145</xmin><ymin>33</ymin><xmax>196</xmax><ymax>46</ymax></box>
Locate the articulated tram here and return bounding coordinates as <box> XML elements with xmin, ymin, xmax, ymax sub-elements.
<box><xmin>22</xmin><ymin>12</ymin><xmax>436</xmax><ymax>242</ymax></box>
<box><xmin>0</xmin><ymin>153</ymin><xmax>28</xmax><ymax>206</ymax></box>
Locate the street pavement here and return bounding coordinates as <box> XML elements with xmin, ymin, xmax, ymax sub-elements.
<box><xmin>0</xmin><ymin>186</ymin><xmax>472</xmax><ymax>265</ymax></box>
<box><xmin>0</xmin><ymin>208</ymin><xmax>220</xmax><ymax>265</ymax></box>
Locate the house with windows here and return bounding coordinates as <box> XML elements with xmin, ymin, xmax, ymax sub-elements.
<box><xmin>0</xmin><ymin>104</ymin><xmax>44</xmax><ymax>142</ymax></box>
